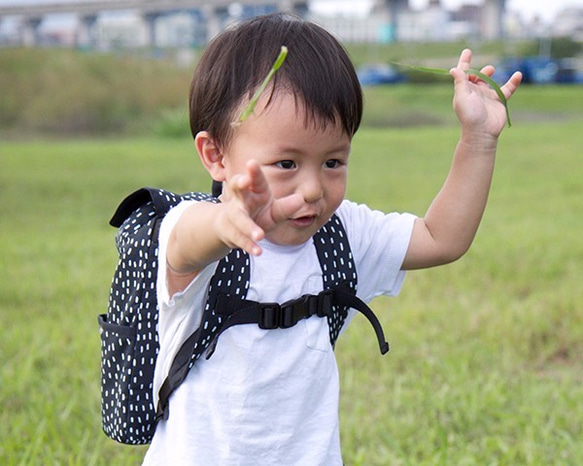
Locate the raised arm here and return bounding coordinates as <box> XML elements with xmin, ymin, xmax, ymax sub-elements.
<box><xmin>402</xmin><ymin>49</ymin><xmax>522</xmax><ymax>270</ymax></box>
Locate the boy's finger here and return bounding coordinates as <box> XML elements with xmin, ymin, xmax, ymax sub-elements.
<box><xmin>501</xmin><ymin>71</ymin><xmax>523</xmax><ymax>99</ymax></box>
<box><xmin>235</xmin><ymin>234</ymin><xmax>263</xmax><ymax>256</ymax></box>
<box><xmin>270</xmin><ymin>193</ymin><xmax>304</xmax><ymax>224</ymax></box>
<box><xmin>246</xmin><ymin>160</ymin><xmax>269</xmax><ymax>194</ymax></box>
<box><xmin>230</xmin><ymin>173</ymin><xmax>251</xmax><ymax>196</ymax></box>
<box><xmin>478</xmin><ymin>65</ymin><xmax>495</xmax><ymax>78</ymax></box>
<box><xmin>227</xmin><ymin>213</ymin><xmax>264</xmax><ymax>255</ymax></box>
<box><xmin>450</xmin><ymin>49</ymin><xmax>471</xmax><ymax>84</ymax></box>
<box><xmin>456</xmin><ymin>48</ymin><xmax>472</xmax><ymax>70</ymax></box>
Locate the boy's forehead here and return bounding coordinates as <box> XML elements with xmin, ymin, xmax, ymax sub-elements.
<box><xmin>246</xmin><ymin>90</ymin><xmax>344</xmax><ymax>134</ymax></box>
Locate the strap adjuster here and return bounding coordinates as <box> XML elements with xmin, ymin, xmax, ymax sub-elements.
<box><xmin>317</xmin><ymin>289</ymin><xmax>334</xmax><ymax>317</ymax></box>
<box><xmin>258</xmin><ymin>303</ymin><xmax>281</xmax><ymax>329</ymax></box>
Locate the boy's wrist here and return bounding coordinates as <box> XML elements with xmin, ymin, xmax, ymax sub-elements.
<box><xmin>458</xmin><ymin>129</ymin><xmax>498</xmax><ymax>153</ymax></box>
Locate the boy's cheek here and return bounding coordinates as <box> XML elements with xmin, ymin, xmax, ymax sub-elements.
<box><xmin>261</xmin><ymin>171</ymin><xmax>291</xmax><ymax>199</ymax></box>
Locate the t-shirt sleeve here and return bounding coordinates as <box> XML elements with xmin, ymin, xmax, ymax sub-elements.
<box><xmin>336</xmin><ymin>200</ymin><xmax>416</xmax><ymax>303</ymax></box>
<box><xmin>156</xmin><ymin>201</ymin><xmax>216</xmax><ymax>335</ymax></box>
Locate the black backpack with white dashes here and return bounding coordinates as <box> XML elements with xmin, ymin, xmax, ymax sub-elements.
<box><xmin>99</xmin><ymin>187</ymin><xmax>390</xmax><ymax>445</ymax></box>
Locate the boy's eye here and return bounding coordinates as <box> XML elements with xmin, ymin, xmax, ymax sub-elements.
<box><xmin>325</xmin><ymin>159</ymin><xmax>342</xmax><ymax>168</ymax></box>
<box><xmin>275</xmin><ymin>160</ymin><xmax>296</xmax><ymax>169</ymax></box>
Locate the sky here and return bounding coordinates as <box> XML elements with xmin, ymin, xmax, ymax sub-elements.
<box><xmin>0</xmin><ymin>0</ymin><xmax>581</xmax><ymax>25</ymax></box>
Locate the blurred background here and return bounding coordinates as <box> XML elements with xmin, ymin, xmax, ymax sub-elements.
<box><xmin>0</xmin><ymin>0</ymin><xmax>582</xmax><ymax>137</ymax></box>
<box><xmin>1</xmin><ymin>2</ymin><xmax>582</xmax><ymax>464</ymax></box>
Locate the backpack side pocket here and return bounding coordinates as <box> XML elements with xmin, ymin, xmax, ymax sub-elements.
<box><xmin>98</xmin><ymin>313</ymin><xmax>153</xmax><ymax>444</ymax></box>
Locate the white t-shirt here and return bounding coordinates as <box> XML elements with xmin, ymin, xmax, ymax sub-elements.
<box><xmin>142</xmin><ymin>199</ymin><xmax>416</xmax><ymax>466</ymax></box>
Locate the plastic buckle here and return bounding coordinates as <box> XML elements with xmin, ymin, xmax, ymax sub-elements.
<box><xmin>280</xmin><ymin>295</ymin><xmax>310</xmax><ymax>328</ymax></box>
<box><xmin>317</xmin><ymin>289</ymin><xmax>334</xmax><ymax>317</ymax></box>
<box><xmin>259</xmin><ymin>294</ymin><xmax>320</xmax><ymax>330</ymax></box>
<box><xmin>258</xmin><ymin>303</ymin><xmax>281</xmax><ymax>329</ymax></box>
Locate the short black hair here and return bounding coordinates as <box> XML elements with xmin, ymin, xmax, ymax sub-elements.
<box><xmin>189</xmin><ymin>12</ymin><xmax>363</xmax><ymax>148</ymax></box>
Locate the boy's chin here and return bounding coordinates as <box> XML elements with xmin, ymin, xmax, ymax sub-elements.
<box><xmin>264</xmin><ymin>226</ymin><xmax>318</xmax><ymax>248</ymax></box>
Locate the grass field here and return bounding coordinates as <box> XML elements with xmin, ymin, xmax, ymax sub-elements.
<box><xmin>1</xmin><ymin>85</ymin><xmax>582</xmax><ymax>464</ymax></box>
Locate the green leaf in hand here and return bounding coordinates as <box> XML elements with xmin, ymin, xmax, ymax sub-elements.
<box><xmin>393</xmin><ymin>63</ymin><xmax>512</xmax><ymax>127</ymax></box>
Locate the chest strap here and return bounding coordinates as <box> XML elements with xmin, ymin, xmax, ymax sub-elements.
<box><xmin>205</xmin><ymin>282</ymin><xmax>390</xmax><ymax>359</ymax></box>
<box><xmin>156</xmin><ymin>283</ymin><xmax>389</xmax><ymax>423</ymax></box>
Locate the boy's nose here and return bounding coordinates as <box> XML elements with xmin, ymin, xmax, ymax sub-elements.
<box><xmin>300</xmin><ymin>175</ymin><xmax>323</xmax><ymax>204</ymax></box>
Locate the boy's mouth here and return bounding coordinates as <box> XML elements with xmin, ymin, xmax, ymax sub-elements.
<box><xmin>290</xmin><ymin>215</ymin><xmax>317</xmax><ymax>228</ymax></box>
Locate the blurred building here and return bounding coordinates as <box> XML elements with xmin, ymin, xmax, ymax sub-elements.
<box><xmin>1</xmin><ymin>0</ymin><xmax>582</xmax><ymax>48</ymax></box>
<box><xmin>311</xmin><ymin>0</ymin><xmax>508</xmax><ymax>43</ymax></box>
<box><xmin>552</xmin><ymin>7</ymin><xmax>583</xmax><ymax>41</ymax></box>
<box><xmin>396</xmin><ymin>0</ymin><xmax>452</xmax><ymax>42</ymax></box>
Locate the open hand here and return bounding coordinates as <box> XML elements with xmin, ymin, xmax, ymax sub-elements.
<box><xmin>218</xmin><ymin>160</ymin><xmax>303</xmax><ymax>256</ymax></box>
<box><xmin>450</xmin><ymin>49</ymin><xmax>522</xmax><ymax>137</ymax></box>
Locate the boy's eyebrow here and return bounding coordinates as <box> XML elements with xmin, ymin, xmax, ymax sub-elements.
<box><xmin>272</xmin><ymin>141</ymin><xmax>351</xmax><ymax>156</ymax></box>
<box><xmin>328</xmin><ymin>142</ymin><xmax>352</xmax><ymax>154</ymax></box>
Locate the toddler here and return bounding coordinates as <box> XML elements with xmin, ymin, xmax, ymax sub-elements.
<box><xmin>143</xmin><ymin>12</ymin><xmax>521</xmax><ymax>465</ymax></box>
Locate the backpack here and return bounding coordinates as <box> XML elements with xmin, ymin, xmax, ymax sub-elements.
<box><xmin>99</xmin><ymin>187</ymin><xmax>390</xmax><ymax>445</ymax></box>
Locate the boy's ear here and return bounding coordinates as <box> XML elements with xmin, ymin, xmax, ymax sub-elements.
<box><xmin>195</xmin><ymin>131</ymin><xmax>226</xmax><ymax>182</ymax></box>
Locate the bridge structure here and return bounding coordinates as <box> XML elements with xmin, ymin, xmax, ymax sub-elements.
<box><xmin>0</xmin><ymin>0</ymin><xmax>507</xmax><ymax>48</ymax></box>
<box><xmin>0</xmin><ymin>0</ymin><xmax>309</xmax><ymax>48</ymax></box>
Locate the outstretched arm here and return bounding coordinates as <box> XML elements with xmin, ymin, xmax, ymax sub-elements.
<box><xmin>402</xmin><ymin>49</ymin><xmax>522</xmax><ymax>270</ymax></box>
<box><xmin>165</xmin><ymin>160</ymin><xmax>303</xmax><ymax>294</ymax></box>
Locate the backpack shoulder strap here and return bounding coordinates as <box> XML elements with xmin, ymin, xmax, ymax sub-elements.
<box><xmin>313</xmin><ymin>214</ymin><xmax>390</xmax><ymax>354</ymax></box>
<box><xmin>156</xmin><ymin>248</ymin><xmax>250</xmax><ymax>422</ymax></box>
<box><xmin>110</xmin><ymin>187</ymin><xmax>215</xmax><ymax>227</ymax></box>
<box><xmin>312</xmin><ymin>213</ymin><xmax>357</xmax><ymax>346</ymax></box>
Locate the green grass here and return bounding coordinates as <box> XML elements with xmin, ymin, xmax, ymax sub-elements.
<box><xmin>0</xmin><ymin>48</ymin><xmax>193</xmax><ymax>135</ymax></box>
<box><xmin>345</xmin><ymin>40</ymin><xmax>521</xmax><ymax>69</ymax></box>
<box><xmin>361</xmin><ymin>83</ymin><xmax>583</xmax><ymax>129</ymax></box>
<box><xmin>2</xmin><ymin>45</ymin><xmax>581</xmax><ymax>138</ymax></box>
<box><xmin>340</xmin><ymin>119</ymin><xmax>583</xmax><ymax>464</ymax></box>
<box><xmin>1</xmin><ymin>97</ymin><xmax>582</xmax><ymax>463</ymax></box>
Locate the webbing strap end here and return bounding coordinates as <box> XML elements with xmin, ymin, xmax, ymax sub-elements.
<box><xmin>380</xmin><ymin>342</ymin><xmax>390</xmax><ymax>355</ymax></box>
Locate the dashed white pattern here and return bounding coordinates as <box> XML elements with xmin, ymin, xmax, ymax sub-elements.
<box><xmin>99</xmin><ymin>188</ymin><xmax>357</xmax><ymax>445</ymax></box>
<box><xmin>185</xmin><ymin>248</ymin><xmax>251</xmax><ymax>370</ymax></box>
<box><xmin>99</xmin><ymin>189</ymin><xmax>215</xmax><ymax>445</ymax></box>
<box><xmin>314</xmin><ymin>215</ymin><xmax>357</xmax><ymax>345</ymax></box>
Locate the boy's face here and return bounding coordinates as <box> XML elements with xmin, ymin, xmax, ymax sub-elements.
<box><xmin>220</xmin><ymin>92</ymin><xmax>351</xmax><ymax>246</ymax></box>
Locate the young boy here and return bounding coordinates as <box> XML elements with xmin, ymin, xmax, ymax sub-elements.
<box><xmin>143</xmin><ymin>12</ymin><xmax>521</xmax><ymax>465</ymax></box>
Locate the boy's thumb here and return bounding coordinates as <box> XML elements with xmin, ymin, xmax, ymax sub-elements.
<box><xmin>271</xmin><ymin>194</ymin><xmax>304</xmax><ymax>224</ymax></box>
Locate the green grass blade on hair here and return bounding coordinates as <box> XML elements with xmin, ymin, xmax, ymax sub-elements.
<box><xmin>233</xmin><ymin>46</ymin><xmax>289</xmax><ymax>126</ymax></box>
<box><xmin>393</xmin><ymin>63</ymin><xmax>512</xmax><ymax>127</ymax></box>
